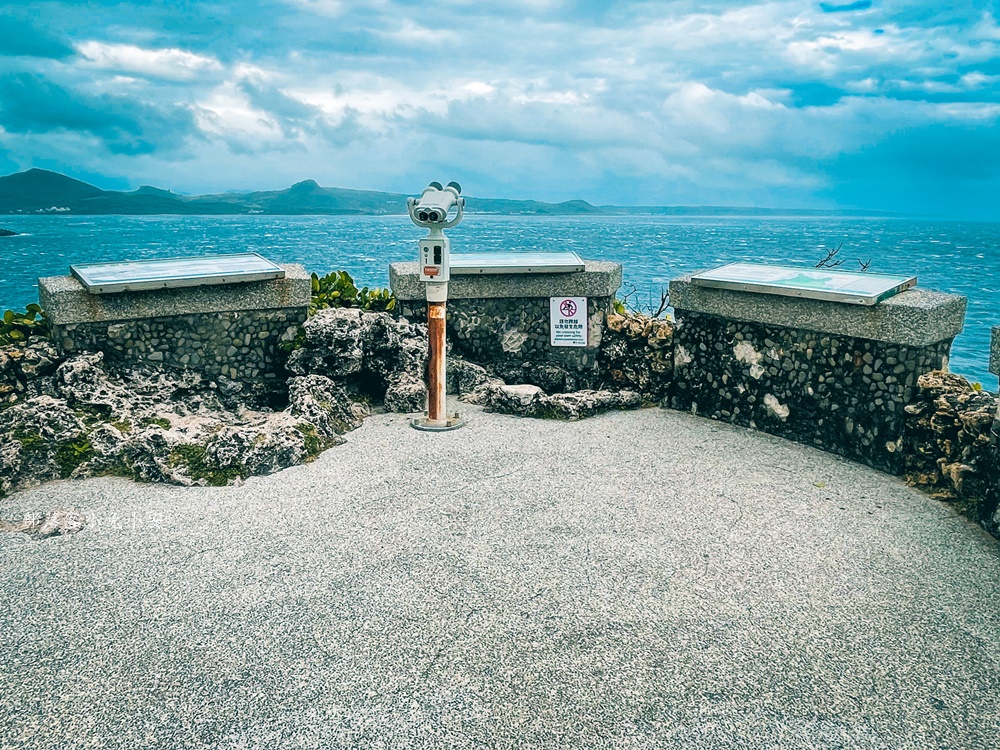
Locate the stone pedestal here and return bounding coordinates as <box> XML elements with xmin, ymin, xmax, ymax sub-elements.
<box><xmin>39</xmin><ymin>265</ymin><xmax>311</xmax><ymax>382</ymax></box>
<box><xmin>389</xmin><ymin>261</ymin><xmax>621</xmax><ymax>392</ymax></box>
<box><xmin>668</xmin><ymin>276</ymin><xmax>966</xmax><ymax>473</ymax></box>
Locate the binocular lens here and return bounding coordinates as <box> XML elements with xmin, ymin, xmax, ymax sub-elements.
<box><xmin>417</xmin><ymin>210</ymin><xmax>429</xmax><ymax>221</ymax></box>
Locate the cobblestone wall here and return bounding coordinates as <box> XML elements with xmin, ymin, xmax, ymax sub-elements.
<box><xmin>398</xmin><ymin>296</ymin><xmax>613</xmax><ymax>392</ymax></box>
<box><xmin>670</xmin><ymin>311</ymin><xmax>953</xmax><ymax>473</ymax></box>
<box><xmin>52</xmin><ymin>308</ymin><xmax>305</xmax><ymax>382</ymax></box>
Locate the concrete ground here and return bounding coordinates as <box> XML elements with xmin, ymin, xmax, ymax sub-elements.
<box><xmin>1</xmin><ymin>402</ymin><xmax>999</xmax><ymax>750</ymax></box>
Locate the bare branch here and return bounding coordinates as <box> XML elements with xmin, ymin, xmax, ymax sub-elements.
<box><xmin>815</xmin><ymin>242</ymin><xmax>846</xmax><ymax>269</ymax></box>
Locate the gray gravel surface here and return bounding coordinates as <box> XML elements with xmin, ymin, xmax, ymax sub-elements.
<box><xmin>2</xmin><ymin>402</ymin><xmax>999</xmax><ymax>749</ymax></box>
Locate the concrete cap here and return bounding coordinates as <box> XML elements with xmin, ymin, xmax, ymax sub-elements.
<box><xmin>990</xmin><ymin>326</ymin><xmax>1000</xmax><ymax>377</ymax></box>
<box><xmin>389</xmin><ymin>261</ymin><xmax>622</xmax><ymax>301</ymax></box>
<box><xmin>670</xmin><ymin>275</ymin><xmax>966</xmax><ymax>347</ymax></box>
<box><xmin>39</xmin><ymin>264</ymin><xmax>311</xmax><ymax>325</ymax></box>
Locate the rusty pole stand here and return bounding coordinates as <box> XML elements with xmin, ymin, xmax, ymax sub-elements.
<box><xmin>427</xmin><ymin>301</ymin><xmax>446</xmax><ymax>421</ymax></box>
<box><xmin>411</xmin><ymin>298</ymin><xmax>465</xmax><ymax>431</ymax></box>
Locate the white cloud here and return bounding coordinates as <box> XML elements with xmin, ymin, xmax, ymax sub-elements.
<box><xmin>3</xmin><ymin>0</ymin><xmax>997</xmax><ymax>215</ymax></box>
<box><xmin>77</xmin><ymin>42</ymin><xmax>223</xmax><ymax>81</ymax></box>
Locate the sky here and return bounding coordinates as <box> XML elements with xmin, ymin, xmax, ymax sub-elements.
<box><xmin>0</xmin><ymin>1</ymin><xmax>998</xmax><ymax>218</ymax></box>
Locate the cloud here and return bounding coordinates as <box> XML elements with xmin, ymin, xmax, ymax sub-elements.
<box><xmin>0</xmin><ymin>0</ymin><xmax>998</xmax><ymax>217</ymax></box>
<box><xmin>0</xmin><ymin>73</ymin><xmax>198</xmax><ymax>154</ymax></box>
<box><xmin>76</xmin><ymin>42</ymin><xmax>224</xmax><ymax>81</ymax></box>
<box><xmin>0</xmin><ymin>17</ymin><xmax>75</xmax><ymax>59</ymax></box>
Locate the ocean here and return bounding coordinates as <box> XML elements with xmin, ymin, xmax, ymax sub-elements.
<box><xmin>1</xmin><ymin>214</ymin><xmax>997</xmax><ymax>385</ymax></box>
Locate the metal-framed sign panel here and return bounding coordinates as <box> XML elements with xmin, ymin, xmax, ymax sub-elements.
<box><xmin>691</xmin><ymin>262</ymin><xmax>916</xmax><ymax>306</ymax></box>
<box><xmin>450</xmin><ymin>251</ymin><xmax>584</xmax><ymax>275</ymax></box>
<box><xmin>70</xmin><ymin>252</ymin><xmax>285</xmax><ymax>294</ymax></box>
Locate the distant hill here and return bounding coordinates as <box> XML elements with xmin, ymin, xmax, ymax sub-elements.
<box><xmin>0</xmin><ymin>169</ymin><xmax>896</xmax><ymax>217</ymax></box>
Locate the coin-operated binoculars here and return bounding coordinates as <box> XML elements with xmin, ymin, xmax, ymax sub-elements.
<box><xmin>407</xmin><ymin>181</ymin><xmax>466</xmax><ymax>431</ymax></box>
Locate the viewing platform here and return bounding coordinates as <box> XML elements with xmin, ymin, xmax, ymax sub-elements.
<box><xmin>2</xmin><ymin>402</ymin><xmax>998</xmax><ymax>747</ymax></box>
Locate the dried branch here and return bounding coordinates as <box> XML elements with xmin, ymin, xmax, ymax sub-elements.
<box><xmin>815</xmin><ymin>243</ymin><xmax>846</xmax><ymax>269</ymax></box>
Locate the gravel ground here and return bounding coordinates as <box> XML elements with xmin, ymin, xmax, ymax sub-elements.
<box><xmin>2</xmin><ymin>401</ymin><xmax>999</xmax><ymax>750</ymax></box>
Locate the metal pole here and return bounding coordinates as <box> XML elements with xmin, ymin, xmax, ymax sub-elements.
<box><xmin>427</xmin><ymin>300</ymin><xmax>447</xmax><ymax>423</ymax></box>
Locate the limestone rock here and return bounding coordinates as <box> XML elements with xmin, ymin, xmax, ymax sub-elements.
<box><xmin>0</xmin><ymin>350</ymin><xmax>369</xmax><ymax>498</ymax></box>
<box><xmin>0</xmin><ymin>508</ymin><xmax>86</xmax><ymax>538</ymax></box>
<box><xmin>535</xmin><ymin>389</ymin><xmax>643</xmax><ymax>420</ymax></box>
<box><xmin>599</xmin><ymin>313</ymin><xmax>674</xmax><ymax>399</ymax></box>
<box><xmin>483</xmin><ymin>383</ymin><xmax>642</xmax><ymax>421</ymax></box>
<box><xmin>384</xmin><ymin>374</ymin><xmax>426</xmax><ymax>414</ymax></box>
<box><xmin>448</xmin><ymin>358</ymin><xmax>491</xmax><ymax>396</ymax></box>
<box><xmin>55</xmin><ymin>352</ymin><xmax>130</xmax><ymax>417</ymax></box>
<box><xmin>286</xmin><ymin>309</ymin><xmax>428</xmax><ymax>406</ymax></box>
<box><xmin>204</xmin><ymin>416</ymin><xmax>331</xmax><ymax>479</ymax></box>
<box><xmin>488</xmin><ymin>384</ymin><xmax>544</xmax><ymax>414</ymax></box>
<box><xmin>904</xmin><ymin>369</ymin><xmax>999</xmax><ymax>533</ymax></box>
<box><xmin>0</xmin><ymin>395</ymin><xmax>88</xmax><ymax>495</ymax></box>
<box><xmin>0</xmin><ymin>339</ymin><xmax>62</xmax><ymax>406</ymax></box>
<box><xmin>35</xmin><ymin>509</ymin><xmax>87</xmax><ymax>539</ymax></box>
<box><xmin>288</xmin><ymin>374</ymin><xmax>366</xmax><ymax>439</ymax></box>
<box><xmin>490</xmin><ymin>360</ymin><xmax>577</xmax><ymax>393</ymax></box>
<box><xmin>287</xmin><ymin>307</ymin><xmax>364</xmax><ymax>377</ymax></box>
<box><xmin>448</xmin><ymin>358</ymin><xmax>505</xmax><ymax>405</ymax></box>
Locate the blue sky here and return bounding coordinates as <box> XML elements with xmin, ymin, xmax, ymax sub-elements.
<box><xmin>1</xmin><ymin>1</ymin><xmax>998</xmax><ymax>217</ymax></box>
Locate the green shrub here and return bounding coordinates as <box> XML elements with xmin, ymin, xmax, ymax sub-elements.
<box><xmin>309</xmin><ymin>270</ymin><xmax>396</xmax><ymax>315</ymax></box>
<box><xmin>0</xmin><ymin>304</ymin><xmax>49</xmax><ymax>346</ymax></box>
<box><xmin>282</xmin><ymin>270</ymin><xmax>397</xmax><ymax>353</ymax></box>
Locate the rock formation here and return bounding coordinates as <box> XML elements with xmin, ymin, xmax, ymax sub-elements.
<box><xmin>0</xmin><ymin>308</ymin><xmax>430</xmax><ymax>498</ymax></box>
<box><xmin>904</xmin><ymin>370</ymin><xmax>999</xmax><ymax>534</ymax></box>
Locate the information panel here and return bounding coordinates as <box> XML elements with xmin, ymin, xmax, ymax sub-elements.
<box><xmin>451</xmin><ymin>251</ymin><xmax>584</xmax><ymax>275</ymax></box>
<box><xmin>550</xmin><ymin>296</ymin><xmax>588</xmax><ymax>347</ymax></box>
<box><xmin>691</xmin><ymin>263</ymin><xmax>916</xmax><ymax>306</ymax></box>
<box><xmin>70</xmin><ymin>252</ymin><xmax>285</xmax><ymax>294</ymax></box>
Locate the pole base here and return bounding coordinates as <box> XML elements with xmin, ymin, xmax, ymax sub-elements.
<box><xmin>410</xmin><ymin>413</ymin><xmax>466</xmax><ymax>432</ymax></box>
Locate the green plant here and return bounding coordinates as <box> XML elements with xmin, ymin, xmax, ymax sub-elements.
<box><xmin>282</xmin><ymin>270</ymin><xmax>398</xmax><ymax>353</ymax></box>
<box><xmin>0</xmin><ymin>304</ymin><xmax>49</xmax><ymax>346</ymax></box>
<box><xmin>53</xmin><ymin>437</ymin><xmax>95</xmax><ymax>477</ymax></box>
<box><xmin>294</xmin><ymin>423</ymin><xmax>324</xmax><ymax>458</ymax></box>
<box><xmin>140</xmin><ymin>416</ymin><xmax>172</xmax><ymax>430</ymax></box>
<box><xmin>309</xmin><ymin>270</ymin><xmax>396</xmax><ymax>315</ymax></box>
<box><xmin>168</xmin><ymin>443</ymin><xmax>243</xmax><ymax>486</ymax></box>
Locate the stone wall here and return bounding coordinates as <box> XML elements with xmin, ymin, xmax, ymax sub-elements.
<box><xmin>390</xmin><ymin>261</ymin><xmax>621</xmax><ymax>393</ymax></box>
<box><xmin>39</xmin><ymin>264</ymin><xmax>311</xmax><ymax>385</ymax></box>
<box><xmin>669</xmin><ymin>277</ymin><xmax>967</xmax><ymax>474</ymax></box>
<box><xmin>55</xmin><ymin>309</ymin><xmax>305</xmax><ymax>382</ymax></box>
<box><xmin>670</xmin><ymin>311</ymin><xmax>951</xmax><ymax>472</ymax></box>
<box><xmin>397</xmin><ymin>295</ymin><xmax>613</xmax><ymax>392</ymax></box>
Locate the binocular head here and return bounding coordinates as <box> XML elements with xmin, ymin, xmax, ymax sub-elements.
<box><xmin>408</xmin><ymin>181</ymin><xmax>464</xmax><ymax>228</ymax></box>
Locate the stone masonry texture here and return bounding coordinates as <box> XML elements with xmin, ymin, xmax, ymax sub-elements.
<box><xmin>399</xmin><ymin>296</ymin><xmax>613</xmax><ymax>392</ymax></box>
<box><xmin>51</xmin><ymin>308</ymin><xmax>306</xmax><ymax>382</ymax></box>
<box><xmin>669</xmin><ymin>310</ymin><xmax>953</xmax><ymax>474</ymax></box>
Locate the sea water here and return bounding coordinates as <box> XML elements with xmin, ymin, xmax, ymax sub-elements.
<box><xmin>1</xmin><ymin>214</ymin><xmax>997</xmax><ymax>385</ymax></box>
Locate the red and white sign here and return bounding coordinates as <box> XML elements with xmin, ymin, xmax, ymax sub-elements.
<box><xmin>550</xmin><ymin>296</ymin><xmax>588</xmax><ymax>347</ymax></box>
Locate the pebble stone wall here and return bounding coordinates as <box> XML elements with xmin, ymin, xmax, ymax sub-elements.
<box><xmin>670</xmin><ymin>311</ymin><xmax>953</xmax><ymax>473</ymax></box>
<box><xmin>390</xmin><ymin>261</ymin><xmax>622</xmax><ymax>394</ymax></box>
<box><xmin>398</xmin><ymin>296</ymin><xmax>613</xmax><ymax>392</ymax></box>
<box><xmin>54</xmin><ymin>309</ymin><xmax>306</xmax><ymax>382</ymax></box>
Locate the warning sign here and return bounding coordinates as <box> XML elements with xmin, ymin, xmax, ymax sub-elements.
<box><xmin>550</xmin><ymin>296</ymin><xmax>588</xmax><ymax>347</ymax></box>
